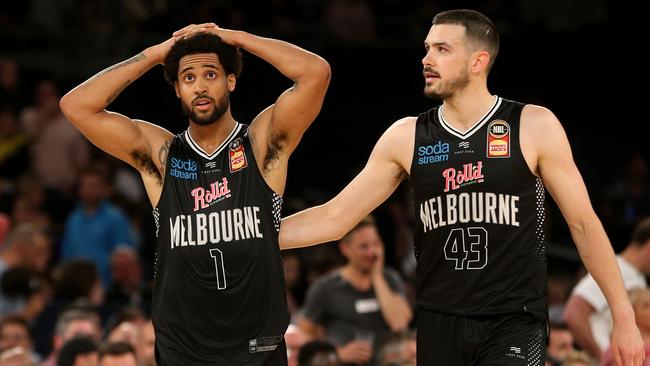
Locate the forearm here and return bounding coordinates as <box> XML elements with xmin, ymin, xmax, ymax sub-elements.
<box><xmin>571</xmin><ymin>217</ymin><xmax>635</xmax><ymax>323</ymax></box>
<box><xmin>280</xmin><ymin>205</ymin><xmax>347</xmax><ymax>249</ymax></box>
<box><xmin>233</xmin><ymin>31</ymin><xmax>329</xmax><ymax>82</ymax></box>
<box><xmin>60</xmin><ymin>47</ymin><xmax>161</xmax><ymax>117</ymax></box>
<box><xmin>372</xmin><ymin>273</ymin><xmax>412</xmax><ymax>331</ymax></box>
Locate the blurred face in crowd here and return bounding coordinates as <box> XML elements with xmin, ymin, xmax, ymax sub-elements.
<box><xmin>282</xmin><ymin>253</ymin><xmax>301</xmax><ymax>289</ymax></box>
<box><xmin>111</xmin><ymin>250</ymin><xmax>142</xmax><ymax>291</ymax></box>
<box><xmin>341</xmin><ymin>225</ymin><xmax>383</xmax><ymax>274</ymax></box>
<box><xmin>547</xmin><ymin>327</ymin><xmax>574</xmax><ymax>362</ymax></box>
<box><xmin>78</xmin><ymin>173</ymin><xmax>109</xmax><ymax>207</ymax></box>
<box><xmin>0</xmin><ymin>322</ymin><xmax>32</xmax><ymax>352</ymax></box>
<box><xmin>27</xmin><ymin>232</ymin><xmax>51</xmax><ymax>273</ymax></box>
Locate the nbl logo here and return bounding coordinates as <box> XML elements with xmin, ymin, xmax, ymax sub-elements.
<box><xmin>486</xmin><ymin>120</ymin><xmax>510</xmax><ymax>158</ymax></box>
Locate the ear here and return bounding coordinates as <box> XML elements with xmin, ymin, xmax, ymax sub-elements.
<box><xmin>339</xmin><ymin>242</ymin><xmax>349</xmax><ymax>257</ymax></box>
<box><xmin>471</xmin><ymin>50</ymin><xmax>491</xmax><ymax>74</ymax></box>
<box><xmin>174</xmin><ymin>81</ymin><xmax>180</xmax><ymax>98</ymax></box>
<box><xmin>227</xmin><ymin>74</ymin><xmax>236</xmax><ymax>92</ymax></box>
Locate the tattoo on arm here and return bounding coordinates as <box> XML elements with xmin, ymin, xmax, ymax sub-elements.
<box><xmin>96</xmin><ymin>53</ymin><xmax>146</xmax><ymax>78</ymax></box>
<box><xmin>158</xmin><ymin>139</ymin><xmax>172</xmax><ymax>175</ymax></box>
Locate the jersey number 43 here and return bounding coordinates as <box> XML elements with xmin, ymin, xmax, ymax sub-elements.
<box><xmin>444</xmin><ymin>227</ymin><xmax>488</xmax><ymax>270</ymax></box>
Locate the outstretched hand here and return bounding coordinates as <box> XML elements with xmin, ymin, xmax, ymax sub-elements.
<box><xmin>610</xmin><ymin>320</ymin><xmax>646</xmax><ymax>366</ymax></box>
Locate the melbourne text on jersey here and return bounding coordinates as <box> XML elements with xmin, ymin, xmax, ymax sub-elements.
<box><xmin>419</xmin><ymin>192</ymin><xmax>520</xmax><ymax>232</ymax></box>
<box><xmin>169</xmin><ymin>207</ymin><xmax>264</xmax><ymax>249</ymax></box>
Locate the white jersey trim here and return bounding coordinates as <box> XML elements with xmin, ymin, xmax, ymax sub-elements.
<box><xmin>184</xmin><ymin>123</ymin><xmax>242</xmax><ymax>160</ymax></box>
<box><xmin>438</xmin><ymin>96</ymin><xmax>502</xmax><ymax>140</ymax></box>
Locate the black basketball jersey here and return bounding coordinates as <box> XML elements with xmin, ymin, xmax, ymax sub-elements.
<box><xmin>410</xmin><ymin>97</ymin><xmax>547</xmax><ymax>318</ymax></box>
<box><xmin>152</xmin><ymin>123</ymin><xmax>289</xmax><ymax>365</ymax></box>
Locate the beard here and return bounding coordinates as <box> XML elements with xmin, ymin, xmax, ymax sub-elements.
<box><xmin>423</xmin><ymin>65</ymin><xmax>470</xmax><ymax>100</ymax></box>
<box><xmin>181</xmin><ymin>93</ymin><xmax>230</xmax><ymax>126</ymax></box>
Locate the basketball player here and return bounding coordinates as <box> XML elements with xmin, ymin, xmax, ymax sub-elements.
<box><xmin>280</xmin><ymin>10</ymin><xmax>645</xmax><ymax>366</ymax></box>
<box><xmin>59</xmin><ymin>23</ymin><xmax>331</xmax><ymax>365</ymax></box>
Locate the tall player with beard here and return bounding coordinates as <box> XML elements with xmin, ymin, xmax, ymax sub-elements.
<box><xmin>280</xmin><ymin>10</ymin><xmax>645</xmax><ymax>366</ymax></box>
<box><xmin>60</xmin><ymin>24</ymin><xmax>330</xmax><ymax>365</ymax></box>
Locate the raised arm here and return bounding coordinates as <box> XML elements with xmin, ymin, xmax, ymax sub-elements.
<box><xmin>521</xmin><ymin>105</ymin><xmax>645</xmax><ymax>366</ymax></box>
<box><xmin>280</xmin><ymin>117</ymin><xmax>415</xmax><ymax>249</ymax></box>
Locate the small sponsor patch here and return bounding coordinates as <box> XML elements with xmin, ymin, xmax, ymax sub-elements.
<box><xmin>486</xmin><ymin>120</ymin><xmax>510</xmax><ymax>158</ymax></box>
<box><xmin>249</xmin><ymin>336</ymin><xmax>282</xmax><ymax>353</ymax></box>
<box><xmin>229</xmin><ymin>138</ymin><xmax>248</xmax><ymax>173</ymax></box>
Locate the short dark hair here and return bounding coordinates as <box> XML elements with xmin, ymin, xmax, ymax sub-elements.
<box><xmin>99</xmin><ymin>341</ymin><xmax>137</xmax><ymax>360</ymax></box>
<box><xmin>57</xmin><ymin>336</ymin><xmax>98</xmax><ymax>366</ymax></box>
<box><xmin>164</xmin><ymin>33</ymin><xmax>243</xmax><ymax>84</ymax></box>
<box><xmin>432</xmin><ymin>9</ymin><xmax>499</xmax><ymax>72</ymax></box>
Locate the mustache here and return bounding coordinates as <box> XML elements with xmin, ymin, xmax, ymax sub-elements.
<box><xmin>192</xmin><ymin>95</ymin><xmax>215</xmax><ymax>104</ymax></box>
<box><xmin>423</xmin><ymin>66</ymin><xmax>440</xmax><ymax>77</ymax></box>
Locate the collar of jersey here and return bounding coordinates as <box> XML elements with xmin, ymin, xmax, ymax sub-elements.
<box><xmin>184</xmin><ymin>122</ymin><xmax>242</xmax><ymax>160</ymax></box>
<box><xmin>438</xmin><ymin>96</ymin><xmax>502</xmax><ymax>140</ymax></box>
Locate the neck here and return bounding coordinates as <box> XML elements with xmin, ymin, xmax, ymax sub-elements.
<box><xmin>188</xmin><ymin>112</ymin><xmax>237</xmax><ymax>153</ymax></box>
<box><xmin>341</xmin><ymin>265</ymin><xmax>371</xmax><ymax>289</ymax></box>
<box><xmin>441</xmin><ymin>83</ymin><xmax>494</xmax><ymax>132</ymax></box>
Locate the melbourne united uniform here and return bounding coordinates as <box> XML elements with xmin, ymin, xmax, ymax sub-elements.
<box><xmin>152</xmin><ymin>123</ymin><xmax>289</xmax><ymax>365</ymax></box>
<box><xmin>410</xmin><ymin>97</ymin><xmax>547</xmax><ymax>365</ymax></box>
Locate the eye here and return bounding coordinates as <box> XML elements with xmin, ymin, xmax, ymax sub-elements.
<box><xmin>438</xmin><ymin>47</ymin><xmax>448</xmax><ymax>54</ymax></box>
<box><xmin>183</xmin><ymin>74</ymin><xmax>194</xmax><ymax>82</ymax></box>
<box><xmin>207</xmin><ymin>71</ymin><xmax>216</xmax><ymax>78</ymax></box>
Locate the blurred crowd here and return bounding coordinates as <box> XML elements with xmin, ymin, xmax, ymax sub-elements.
<box><xmin>1</xmin><ymin>0</ymin><xmax>649</xmax><ymax>365</ymax></box>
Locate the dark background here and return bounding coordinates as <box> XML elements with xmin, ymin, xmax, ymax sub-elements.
<box><xmin>2</xmin><ymin>0</ymin><xmax>646</xmax><ymax>253</ymax></box>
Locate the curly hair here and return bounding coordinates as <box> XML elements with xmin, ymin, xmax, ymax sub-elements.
<box><xmin>163</xmin><ymin>33</ymin><xmax>242</xmax><ymax>84</ymax></box>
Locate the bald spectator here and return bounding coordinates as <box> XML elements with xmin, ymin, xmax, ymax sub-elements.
<box><xmin>377</xmin><ymin>331</ymin><xmax>416</xmax><ymax>366</ymax></box>
<box><xmin>39</xmin><ymin>309</ymin><xmax>101</xmax><ymax>366</ymax></box>
<box><xmin>565</xmin><ymin>217</ymin><xmax>650</xmax><ymax>359</ymax></box>
<box><xmin>98</xmin><ymin>342</ymin><xmax>137</xmax><ymax>366</ymax></box>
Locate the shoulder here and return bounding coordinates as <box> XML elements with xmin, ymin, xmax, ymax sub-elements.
<box><xmin>311</xmin><ymin>270</ymin><xmax>343</xmax><ymax>290</ymax></box>
<box><xmin>520</xmin><ymin>104</ymin><xmax>562</xmax><ymax>131</ymax></box>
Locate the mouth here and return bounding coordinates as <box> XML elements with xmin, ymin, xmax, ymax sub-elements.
<box><xmin>193</xmin><ymin>98</ymin><xmax>213</xmax><ymax>112</ymax></box>
<box><xmin>423</xmin><ymin>70</ymin><xmax>440</xmax><ymax>84</ymax></box>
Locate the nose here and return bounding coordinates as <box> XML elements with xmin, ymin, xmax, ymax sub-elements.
<box><xmin>193</xmin><ymin>78</ymin><xmax>208</xmax><ymax>95</ymax></box>
<box><xmin>422</xmin><ymin>49</ymin><xmax>434</xmax><ymax>67</ymax></box>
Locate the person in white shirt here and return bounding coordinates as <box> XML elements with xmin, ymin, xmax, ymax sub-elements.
<box><xmin>565</xmin><ymin>217</ymin><xmax>650</xmax><ymax>360</ymax></box>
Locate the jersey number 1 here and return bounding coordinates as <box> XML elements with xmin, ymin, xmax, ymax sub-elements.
<box><xmin>210</xmin><ymin>248</ymin><xmax>227</xmax><ymax>290</ymax></box>
<box><xmin>444</xmin><ymin>227</ymin><xmax>488</xmax><ymax>270</ymax></box>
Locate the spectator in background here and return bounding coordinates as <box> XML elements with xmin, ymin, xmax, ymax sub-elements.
<box><xmin>56</xmin><ymin>336</ymin><xmax>98</xmax><ymax>366</ymax></box>
<box><xmin>560</xmin><ymin>351</ymin><xmax>595</xmax><ymax>366</ymax></box>
<box><xmin>0</xmin><ymin>224</ymin><xmax>51</xmax><ymax>317</ymax></box>
<box><xmin>21</xmin><ymin>80</ymin><xmax>89</xmax><ymax>198</ymax></box>
<box><xmin>600</xmin><ymin>287</ymin><xmax>650</xmax><ymax>366</ymax></box>
<box><xmin>298</xmin><ymin>340</ymin><xmax>339</xmax><ymax>366</ymax></box>
<box><xmin>32</xmin><ymin>262</ymin><xmax>103</xmax><ymax>360</ymax></box>
<box><xmin>0</xmin><ymin>104</ymin><xmax>30</xmax><ymax>190</ymax></box>
<box><xmin>0</xmin><ymin>58</ymin><xmax>28</xmax><ymax>110</ymax></box>
<box><xmin>565</xmin><ymin>217</ymin><xmax>650</xmax><ymax>359</ymax></box>
<box><xmin>104</xmin><ymin>248</ymin><xmax>149</xmax><ymax>318</ymax></box>
<box><xmin>98</xmin><ymin>342</ymin><xmax>137</xmax><ymax>366</ymax></box>
<box><xmin>298</xmin><ymin>216</ymin><xmax>412</xmax><ymax>365</ymax></box>
<box><xmin>0</xmin><ymin>315</ymin><xmax>39</xmax><ymax>364</ymax></box>
<box><xmin>134</xmin><ymin>320</ymin><xmax>154</xmax><ymax>366</ymax></box>
<box><xmin>376</xmin><ymin>330</ymin><xmax>416</xmax><ymax>366</ymax></box>
<box><xmin>61</xmin><ymin>167</ymin><xmax>135</xmax><ymax>286</ymax></box>
<box><xmin>546</xmin><ymin>322</ymin><xmax>575</xmax><ymax>366</ymax></box>
<box><xmin>0</xmin><ymin>215</ymin><xmax>9</xmax><ymax>245</ymax></box>
<box><xmin>39</xmin><ymin>308</ymin><xmax>102</xmax><ymax>366</ymax></box>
